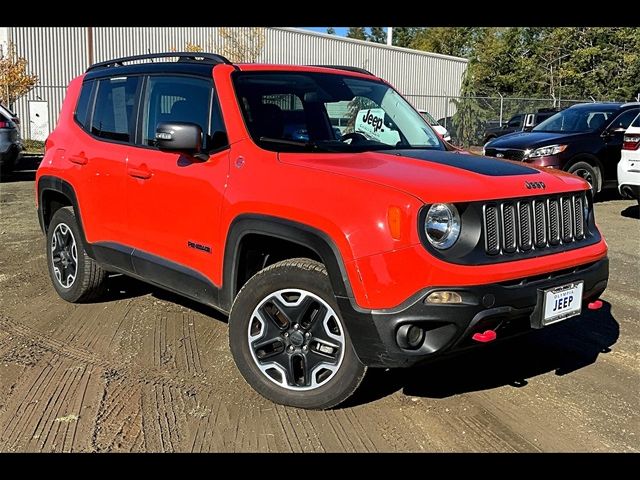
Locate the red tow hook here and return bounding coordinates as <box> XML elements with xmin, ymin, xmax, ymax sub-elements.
<box><xmin>472</xmin><ymin>330</ymin><xmax>497</xmax><ymax>343</ymax></box>
<box><xmin>588</xmin><ymin>299</ymin><xmax>603</xmax><ymax>310</ymax></box>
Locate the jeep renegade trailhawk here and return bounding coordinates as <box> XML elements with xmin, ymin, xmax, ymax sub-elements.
<box><xmin>36</xmin><ymin>53</ymin><xmax>609</xmax><ymax>409</ymax></box>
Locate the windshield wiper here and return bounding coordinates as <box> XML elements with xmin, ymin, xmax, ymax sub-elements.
<box><xmin>259</xmin><ymin>136</ymin><xmax>314</xmax><ymax>148</ymax></box>
<box><xmin>259</xmin><ymin>137</ymin><xmax>350</xmax><ymax>152</ymax></box>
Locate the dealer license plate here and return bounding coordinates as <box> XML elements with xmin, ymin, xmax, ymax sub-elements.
<box><xmin>542</xmin><ymin>281</ymin><xmax>584</xmax><ymax>325</ymax></box>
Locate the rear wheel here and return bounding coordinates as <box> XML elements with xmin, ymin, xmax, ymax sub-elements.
<box><xmin>46</xmin><ymin>207</ymin><xmax>107</xmax><ymax>302</ymax></box>
<box><xmin>568</xmin><ymin>161</ymin><xmax>600</xmax><ymax>193</ymax></box>
<box><xmin>229</xmin><ymin>258</ymin><xmax>366</xmax><ymax>409</ymax></box>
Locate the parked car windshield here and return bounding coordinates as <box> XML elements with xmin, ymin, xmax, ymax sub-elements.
<box><xmin>419</xmin><ymin>111</ymin><xmax>439</xmax><ymax>127</ymax></box>
<box><xmin>631</xmin><ymin>113</ymin><xmax>640</xmax><ymax>129</ymax></box>
<box><xmin>233</xmin><ymin>71</ymin><xmax>444</xmax><ymax>152</ymax></box>
<box><xmin>533</xmin><ymin>106</ymin><xmax>619</xmax><ymax>133</ymax></box>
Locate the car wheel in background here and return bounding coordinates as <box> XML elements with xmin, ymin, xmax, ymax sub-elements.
<box><xmin>568</xmin><ymin>161</ymin><xmax>600</xmax><ymax>193</ymax></box>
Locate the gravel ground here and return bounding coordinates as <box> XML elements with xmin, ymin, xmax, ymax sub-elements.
<box><xmin>0</xmin><ymin>158</ymin><xmax>638</xmax><ymax>452</ymax></box>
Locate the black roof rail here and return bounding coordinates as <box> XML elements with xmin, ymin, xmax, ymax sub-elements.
<box><xmin>311</xmin><ymin>65</ymin><xmax>373</xmax><ymax>76</ymax></box>
<box><xmin>87</xmin><ymin>52</ymin><xmax>233</xmax><ymax>72</ymax></box>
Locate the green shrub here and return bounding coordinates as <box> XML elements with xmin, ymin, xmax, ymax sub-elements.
<box><xmin>23</xmin><ymin>139</ymin><xmax>45</xmax><ymax>154</ymax></box>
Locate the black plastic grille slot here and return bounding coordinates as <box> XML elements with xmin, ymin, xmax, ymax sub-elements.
<box><xmin>501</xmin><ymin>203</ymin><xmax>517</xmax><ymax>253</ymax></box>
<box><xmin>574</xmin><ymin>195</ymin><xmax>585</xmax><ymax>239</ymax></box>
<box><xmin>548</xmin><ymin>198</ymin><xmax>560</xmax><ymax>246</ymax></box>
<box><xmin>483</xmin><ymin>192</ymin><xmax>588</xmax><ymax>256</ymax></box>
<box><xmin>533</xmin><ymin>200</ymin><xmax>546</xmax><ymax>248</ymax></box>
<box><xmin>518</xmin><ymin>202</ymin><xmax>532</xmax><ymax>251</ymax></box>
<box><xmin>484</xmin><ymin>205</ymin><xmax>500</xmax><ymax>255</ymax></box>
<box><xmin>561</xmin><ymin>196</ymin><xmax>573</xmax><ymax>242</ymax></box>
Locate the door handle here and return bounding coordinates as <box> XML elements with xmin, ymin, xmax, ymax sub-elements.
<box><xmin>128</xmin><ymin>165</ymin><xmax>152</xmax><ymax>180</ymax></box>
<box><xmin>68</xmin><ymin>153</ymin><xmax>88</xmax><ymax>165</ymax></box>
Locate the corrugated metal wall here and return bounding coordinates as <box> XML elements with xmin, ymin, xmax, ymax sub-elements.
<box><xmin>9</xmin><ymin>27</ymin><xmax>467</xmax><ymax>139</ymax></box>
<box><xmin>9</xmin><ymin>27</ymin><xmax>88</xmax><ymax>140</ymax></box>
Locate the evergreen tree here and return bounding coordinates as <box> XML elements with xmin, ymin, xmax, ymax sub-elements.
<box><xmin>346</xmin><ymin>27</ymin><xmax>367</xmax><ymax>41</ymax></box>
<box><xmin>368</xmin><ymin>27</ymin><xmax>387</xmax><ymax>44</ymax></box>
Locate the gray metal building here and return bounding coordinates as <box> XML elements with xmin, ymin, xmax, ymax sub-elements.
<box><xmin>0</xmin><ymin>27</ymin><xmax>468</xmax><ymax>140</ymax></box>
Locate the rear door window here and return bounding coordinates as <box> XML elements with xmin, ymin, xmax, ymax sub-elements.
<box><xmin>140</xmin><ymin>76</ymin><xmax>214</xmax><ymax>148</ymax></box>
<box><xmin>91</xmin><ymin>76</ymin><xmax>140</xmax><ymax>142</ymax></box>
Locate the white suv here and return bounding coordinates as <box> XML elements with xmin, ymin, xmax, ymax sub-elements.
<box><xmin>618</xmin><ymin>112</ymin><xmax>640</xmax><ymax>204</ymax></box>
<box><xmin>418</xmin><ymin>110</ymin><xmax>452</xmax><ymax>142</ymax></box>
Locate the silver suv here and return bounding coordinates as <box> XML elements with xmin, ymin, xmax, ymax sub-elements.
<box><xmin>0</xmin><ymin>104</ymin><xmax>23</xmax><ymax>174</ymax></box>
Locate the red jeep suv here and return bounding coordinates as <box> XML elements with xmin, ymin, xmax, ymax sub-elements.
<box><xmin>36</xmin><ymin>53</ymin><xmax>609</xmax><ymax>409</ymax></box>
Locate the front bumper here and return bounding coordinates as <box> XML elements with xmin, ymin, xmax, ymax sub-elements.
<box><xmin>338</xmin><ymin>257</ymin><xmax>608</xmax><ymax>368</ymax></box>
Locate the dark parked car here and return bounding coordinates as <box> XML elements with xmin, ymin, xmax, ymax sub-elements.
<box><xmin>483</xmin><ymin>102</ymin><xmax>640</xmax><ymax>192</ymax></box>
<box><xmin>483</xmin><ymin>109</ymin><xmax>559</xmax><ymax>145</ymax></box>
<box><xmin>0</xmin><ymin>104</ymin><xmax>23</xmax><ymax>173</ymax></box>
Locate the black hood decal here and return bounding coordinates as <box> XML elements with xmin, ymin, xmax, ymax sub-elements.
<box><xmin>385</xmin><ymin>149</ymin><xmax>539</xmax><ymax>176</ymax></box>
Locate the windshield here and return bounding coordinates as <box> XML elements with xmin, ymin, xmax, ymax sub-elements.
<box><xmin>419</xmin><ymin>111</ymin><xmax>438</xmax><ymax>127</ymax></box>
<box><xmin>233</xmin><ymin>71</ymin><xmax>443</xmax><ymax>152</ymax></box>
<box><xmin>632</xmin><ymin>113</ymin><xmax>640</xmax><ymax>129</ymax></box>
<box><xmin>533</xmin><ymin>106</ymin><xmax>618</xmax><ymax>133</ymax></box>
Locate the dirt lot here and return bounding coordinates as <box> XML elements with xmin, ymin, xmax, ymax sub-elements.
<box><xmin>0</xmin><ymin>159</ymin><xmax>638</xmax><ymax>452</ymax></box>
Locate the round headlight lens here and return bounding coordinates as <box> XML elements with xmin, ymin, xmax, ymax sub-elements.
<box><xmin>424</xmin><ymin>203</ymin><xmax>461</xmax><ymax>249</ymax></box>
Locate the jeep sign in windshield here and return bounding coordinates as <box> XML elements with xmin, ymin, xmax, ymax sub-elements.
<box><xmin>233</xmin><ymin>71</ymin><xmax>443</xmax><ymax>152</ymax></box>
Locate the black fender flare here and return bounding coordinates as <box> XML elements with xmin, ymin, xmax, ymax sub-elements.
<box><xmin>221</xmin><ymin>214</ymin><xmax>356</xmax><ymax>312</ymax></box>
<box><xmin>36</xmin><ymin>175</ymin><xmax>95</xmax><ymax>257</ymax></box>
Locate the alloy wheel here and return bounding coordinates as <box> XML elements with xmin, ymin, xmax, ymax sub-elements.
<box><xmin>50</xmin><ymin>222</ymin><xmax>78</xmax><ymax>288</ymax></box>
<box><xmin>247</xmin><ymin>288</ymin><xmax>345</xmax><ymax>391</ymax></box>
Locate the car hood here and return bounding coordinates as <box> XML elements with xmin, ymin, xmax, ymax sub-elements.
<box><xmin>487</xmin><ymin>130</ymin><xmax>592</xmax><ymax>149</ymax></box>
<box><xmin>279</xmin><ymin>149</ymin><xmax>589</xmax><ymax>204</ymax></box>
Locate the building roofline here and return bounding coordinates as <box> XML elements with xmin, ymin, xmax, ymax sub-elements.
<box><xmin>274</xmin><ymin>27</ymin><xmax>469</xmax><ymax>64</ymax></box>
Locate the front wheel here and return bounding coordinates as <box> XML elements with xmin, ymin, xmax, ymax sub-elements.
<box><xmin>567</xmin><ymin>161</ymin><xmax>600</xmax><ymax>193</ymax></box>
<box><xmin>229</xmin><ymin>258</ymin><xmax>366</xmax><ymax>409</ymax></box>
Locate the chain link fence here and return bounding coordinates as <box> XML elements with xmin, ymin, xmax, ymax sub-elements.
<box><xmin>405</xmin><ymin>94</ymin><xmax>596</xmax><ymax>147</ymax></box>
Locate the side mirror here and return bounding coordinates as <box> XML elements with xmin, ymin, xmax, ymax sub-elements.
<box><xmin>609</xmin><ymin>127</ymin><xmax>628</xmax><ymax>135</ymax></box>
<box><xmin>155</xmin><ymin>122</ymin><xmax>202</xmax><ymax>153</ymax></box>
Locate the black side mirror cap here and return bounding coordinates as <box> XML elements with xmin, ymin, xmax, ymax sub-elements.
<box><xmin>155</xmin><ymin>122</ymin><xmax>202</xmax><ymax>153</ymax></box>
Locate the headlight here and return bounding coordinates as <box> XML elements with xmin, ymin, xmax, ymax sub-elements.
<box><xmin>525</xmin><ymin>144</ymin><xmax>567</xmax><ymax>159</ymax></box>
<box><xmin>424</xmin><ymin>203</ymin><xmax>461</xmax><ymax>249</ymax></box>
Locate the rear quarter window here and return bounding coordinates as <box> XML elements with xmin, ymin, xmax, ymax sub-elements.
<box><xmin>74</xmin><ymin>80</ymin><xmax>94</xmax><ymax>129</ymax></box>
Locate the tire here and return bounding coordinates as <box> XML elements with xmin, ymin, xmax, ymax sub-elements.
<box><xmin>46</xmin><ymin>206</ymin><xmax>107</xmax><ymax>303</ymax></box>
<box><xmin>567</xmin><ymin>161</ymin><xmax>600</xmax><ymax>193</ymax></box>
<box><xmin>229</xmin><ymin>258</ymin><xmax>366</xmax><ymax>410</ymax></box>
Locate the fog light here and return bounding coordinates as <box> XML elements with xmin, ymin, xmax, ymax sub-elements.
<box><xmin>406</xmin><ymin>325</ymin><xmax>424</xmax><ymax>348</ymax></box>
<box><xmin>426</xmin><ymin>291</ymin><xmax>462</xmax><ymax>304</ymax></box>
<box><xmin>396</xmin><ymin>324</ymin><xmax>425</xmax><ymax>350</ymax></box>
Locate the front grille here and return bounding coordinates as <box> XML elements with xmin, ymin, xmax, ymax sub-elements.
<box><xmin>485</xmin><ymin>148</ymin><xmax>526</xmax><ymax>161</ymax></box>
<box><xmin>483</xmin><ymin>192</ymin><xmax>589</xmax><ymax>256</ymax></box>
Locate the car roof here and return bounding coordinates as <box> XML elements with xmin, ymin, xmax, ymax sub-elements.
<box><xmin>567</xmin><ymin>102</ymin><xmax>639</xmax><ymax>110</ymax></box>
<box><xmin>84</xmin><ymin>52</ymin><xmax>378</xmax><ymax>82</ymax></box>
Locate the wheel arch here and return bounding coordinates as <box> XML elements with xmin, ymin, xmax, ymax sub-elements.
<box><xmin>37</xmin><ymin>175</ymin><xmax>94</xmax><ymax>256</ymax></box>
<box><xmin>221</xmin><ymin>214</ymin><xmax>354</xmax><ymax>312</ymax></box>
